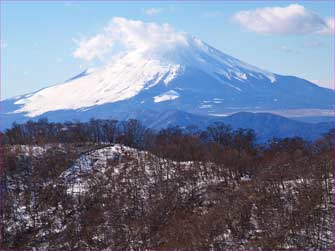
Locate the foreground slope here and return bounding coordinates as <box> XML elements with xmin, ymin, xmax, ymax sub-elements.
<box><xmin>4</xmin><ymin>143</ymin><xmax>334</xmax><ymax>249</ymax></box>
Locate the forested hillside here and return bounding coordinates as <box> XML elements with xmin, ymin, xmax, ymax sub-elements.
<box><xmin>1</xmin><ymin>119</ymin><xmax>334</xmax><ymax>249</ymax></box>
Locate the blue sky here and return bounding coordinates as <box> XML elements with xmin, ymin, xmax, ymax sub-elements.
<box><xmin>1</xmin><ymin>1</ymin><xmax>334</xmax><ymax>99</ymax></box>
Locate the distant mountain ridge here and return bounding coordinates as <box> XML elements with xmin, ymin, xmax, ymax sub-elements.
<box><xmin>139</xmin><ymin>110</ymin><xmax>333</xmax><ymax>142</ymax></box>
<box><xmin>2</xmin><ymin>108</ymin><xmax>332</xmax><ymax>142</ymax></box>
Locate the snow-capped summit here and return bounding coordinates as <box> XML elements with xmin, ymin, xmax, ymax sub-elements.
<box><xmin>1</xmin><ymin>18</ymin><xmax>334</xmax><ymax>128</ymax></box>
<box><xmin>11</xmin><ymin>35</ymin><xmax>278</xmax><ymax>118</ymax></box>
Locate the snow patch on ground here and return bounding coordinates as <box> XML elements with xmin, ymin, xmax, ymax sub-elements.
<box><xmin>154</xmin><ymin>90</ymin><xmax>179</xmax><ymax>103</ymax></box>
<box><xmin>199</xmin><ymin>104</ymin><xmax>212</xmax><ymax>109</ymax></box>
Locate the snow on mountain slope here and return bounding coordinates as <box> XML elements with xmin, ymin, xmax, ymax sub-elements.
<box><xmin>13</xmin><ymin>52</ymin><xmax>181</xmax><ymax>117</ymax></box>
<box><xmin>10</xmin><ymin>35</ymin><xmax>277</xmax><ymax>118</ymax></box>
<box><xmin>154</xmin><ymin>90</ymin><xmax>180</xmax><ymax>103</ymax></box>
<box><xmin>2</xmin><ymin>18</ymin><xmax>334</xmax><ymax>127</ymax></box>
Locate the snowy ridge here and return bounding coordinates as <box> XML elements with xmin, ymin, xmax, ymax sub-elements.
<box><xmin>62</xmin><ymin>144</ymin><xmax>136</xmax><ymax>193</ymax></box>
<box><xmin>13</xmin><ymin>51</ymin><xmax>182</xmax><ymax>117</ymax></box>
<box><xmin>62</xmin><ymin>144</ymin><xmax>202</xmax><ymax>195</ymax></box>
<box><xmin>4</xmin><ymin>25</ymin><xmax>333</xmax><ymax>126</ymax></box>
<box><xmin>10</xmin><ymin>35</ymin><xmax>277</xmax><ymax>118</ymax></box>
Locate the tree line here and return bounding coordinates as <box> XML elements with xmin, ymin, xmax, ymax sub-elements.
<box><xmin>1</xmin><ymin>118</ymin><xmax>334</xmax><ymax>249</ymax></box>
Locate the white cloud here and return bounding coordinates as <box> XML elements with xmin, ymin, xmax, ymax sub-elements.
<box><xmin>319</xmin><ymin>17</ymin><xmax>334</xmax><ymax>35</ymax></box>
<box><xmin>73</xmin><ymin>17</ymin><xmax>188</xmax><ymax>61</ymax></box>
<box><xmin>233</xmin><ymin>4</ymin><xmax>333</xmax><ymax>35</ymax></box>
<box><xmin>144</xmin><ymin>8</ymin><xmax>163</xmax><ymax>16</ymax></box>
<box><xmin>73</xmin><ymin>34</ymin><xmax>113</xmax><ymax>61</ymax></box>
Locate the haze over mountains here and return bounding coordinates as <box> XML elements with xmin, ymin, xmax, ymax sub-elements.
<box><xmin>1</xmin><ymin>18</ymin><xmax>334</xmax><ymax>140</ymax></box>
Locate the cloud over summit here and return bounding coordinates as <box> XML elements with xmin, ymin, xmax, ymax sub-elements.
<box><xmin>73</xmin><ymin>17</ymin><xmax>188</xmax><ymax>61</ymax></box>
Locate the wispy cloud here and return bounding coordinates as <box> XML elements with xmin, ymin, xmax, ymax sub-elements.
<box><xmin>319</xmin><ymin>17</ymin><xmax>334</xmax><ymax>35</ymax></box>
<box><xmin>203</xmin><ymin>11</ymin><xmax>224</xmax><ymax>18</ymax></box>
<box><xmin>303</xmin><ymin>40</ymin><xmax>324</xmax><ymax>48</ymax></box>
<box><xmin>279</xmin><ymin>45</ymin><xmax>300</xmax><ymax>54</ymax></box>
<box><xmin>310</xmin><ymin>79</ymin><xmax>334</xmax><ymax>89</ymax></box>
<box><xmin>144</xmin><ymin>8</ymin><xmax>163</xmax><ymax>16</ymax></box>
<box><xmin>73</xmin><ymin>17</ymin><xmax>188</xmax><ymax>61</ymax></box>
<box><xmin>233</xmin><ymin>4</ymin><xmax>334</xmax><ymax>35</ymax></box>
<box><xmin>1</xmin><ymin>41</ymin><xmax>8</xmax><ymax>49</ymax></box>
<box><xmin>169</xmin><ymin>5</ymin><xmax>176</xmax><ymax>12</ymax></box>
<box><xmin>64</xmin><ymin>1</ymin><xmax>80</xmax><ymax>8</ymax></box>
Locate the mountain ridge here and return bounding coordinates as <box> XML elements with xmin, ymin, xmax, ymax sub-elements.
<box><xmin>2</xmin><ymin>33</ymin><xmax>334</xmax><ymax>132</ymax></box>
<box><xmin>2</xmin><ymin>108</ymin><xmax>333</xmax><ymax>142</ymax></box>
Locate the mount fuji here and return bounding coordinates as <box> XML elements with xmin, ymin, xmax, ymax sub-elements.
<box><xmin>1</xmin><ymin>26</ymin><xmax>334</xmax><ymax>130</ymax></box>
